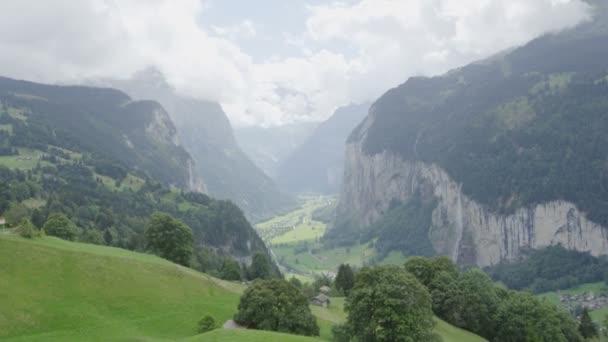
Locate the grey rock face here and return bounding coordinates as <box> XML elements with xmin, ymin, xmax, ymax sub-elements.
<box><xmin>337</xmin><ymin>141</ymin><xmax>608</xmax><ymax>267</ymax></box>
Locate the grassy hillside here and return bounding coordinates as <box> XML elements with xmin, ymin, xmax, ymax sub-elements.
<box><xmin>189</xmin><ymin>329</ymin><xmax>323</xmax><ymax>341</ymax></box>
<box><xmin>0</xmin><ymin>234</ymin><xmax>485</xmax><ymax>341</ymax></box>
<box><xmin>0</xmin><ymin>235</ymin><xmax>241</xmax><ymax>341</ymax></box>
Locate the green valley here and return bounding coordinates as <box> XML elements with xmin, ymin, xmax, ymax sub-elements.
<box><xmin>255</xmin><ymin>196</ymin><xmax>407</xmax><ymax>280</ymax></box>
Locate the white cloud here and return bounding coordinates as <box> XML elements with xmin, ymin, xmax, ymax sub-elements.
<box><xmin>213</xmin><ymin>20</ymin><xmax>257</xmax><ymax>41</ymax></box>
<box><xmin>0</xmin><ymin>0</ymin><xmax>593</xmax><ymax>127</ymax></box>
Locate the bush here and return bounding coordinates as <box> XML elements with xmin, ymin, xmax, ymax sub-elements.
<box><xmin>198</xmin><ymin>315</ymin><xmax>216</xmax><ymax>333</ymax></box>
<box><xmin>42</xmin><ymin>213</ymin><xmax>78</xmax><ymax>241</ymax></box>
<box><xmin>16</xmin><ymin>219</ymin><xmax>37</xmax><ymax>238</ymax></box>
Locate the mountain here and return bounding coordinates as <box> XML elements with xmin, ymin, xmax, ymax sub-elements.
<box><xmin>329</xmin><ymin>5</ymin><xmax>608</xmax><ymax>267</ymax></box>
<box><xmin>97</xmin><ymin>70</ymin><xmax>295</xmax><ymax>222</ymax></box>
<box><xmin>0</xmin><ymin>75</ymin><xmax>275</xmax><ymax>271</ymax></box>
<box><xmin>0</xmin><ymin>76</ymin><xmax>202</xmax><ymax>191</ymax></box>
<box><xmin>276</xmin><ymin>103</ymin><xmax>369</xmax><ymax>194</ymax></box>
<box><xmin>235</xmin><ymin>122</ymin><xmax>318</xmax><ymax>178</ymax></box>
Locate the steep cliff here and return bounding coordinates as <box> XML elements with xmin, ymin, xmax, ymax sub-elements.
<box><xmin>332</xmin><ymin>5</ymin><xmax>608</xmax><ymax>266</ymax></box>
<box><xmin>337</xmin><ymin>142</ymin><xmax>608</xmax><ymax>266</ymax></box>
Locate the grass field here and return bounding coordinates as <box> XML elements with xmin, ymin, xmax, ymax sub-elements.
<box><xmin>0</xmin><ymin>123</ymin><xmax>12</xmax><ymax>134</ymax></box>
<box><xmin>0</xmin><ymin>148</ymin><xmax>48</xmax><ymax>169</ymax></box>
<box><xmin>0</xmin><ymin>233</ymin><xmax>486</xmax><ymax>341</ymax></box>
<box><xmin>0</xmin><ymin>235</ymin><xmax>242</xmax><ymax>341</ymax></box>
<box><xmin>190</xmin><ymin>329</ymin><xmax>323</xmax><ymax>341</ymax></box>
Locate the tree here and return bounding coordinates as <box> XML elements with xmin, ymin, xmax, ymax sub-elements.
<box><xmin>234</xmin><ymin>279</ymin><xmax>319</xmax><ymax>336</ymax></box>
<box><xmin>144</xmin><ymin>212</ymin><xmax>193</xmax><ymax>266</ymax></box>
<box><xmin>579</xmin><ymin>308</ymin><xmax>598</xmax><ymax>339</ymax></box>
<box><xmin>404</xmin><ymin>256</ymin><xmax>457</xmax><ymax>290</ymax></box>
<box><xmin>344</xmin><ymin>265</ymin><xmax>434</xmax><ymax>342</ymax></box>
<box><xmin>288</xmin><ymin>276</ymin><xmax>303</xmax><ymax>289</ymax></box>
<box><xmin>31</xmin><ymin>208</ymin><xmax>46</xmax><ymax>228</ymax></box>
<box><xmin>494</xmin><ymin>291</ymin><xmax>583</xmax><ymax>342</ymax></box>
<box><xmin>248</xmin><ymin>252</ymin><xmax>272</xmax><ymax>280</ymax></box>
<box><xmin>5</xmin><ymin>203</ymin><xmax>30</xmax><ymax>226</ymax></box>
<box><xmin>220</xmin><ymin>258</ymin><xmax>242</xmax><ymax>281</ymax></box>
<box><xmin>335</xmin><ymin>264</ymin><xmax>355</xmax><ymax>296</ymax></box>
<box><xmin>43</xmin><ymin>213</ymin><xmax>78</xmax><ymax>241</ymax></box>
<box><xmin>448</xmin><ymin>269</ymin><xmax>500</xmax><ymax>339</ymax></box>
<box><xmin>16</xmin><ymin>219</ymin><xmax>37</xmax><ymax>238</ymax></box>
<box><xmin>198</xmin><ymin>315</ymin><xmax>217</xmax><ymax>333</ymax></box>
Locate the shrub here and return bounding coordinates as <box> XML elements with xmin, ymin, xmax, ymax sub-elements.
<box><xmin>16</xmin><ymin>219</ymin><xmax>37</xmax><ymax>238</ymax></box>
<box><xmin>198</xmin><ymin>315</ymin><xmax>216</xmax><ymax>333</ymax></box>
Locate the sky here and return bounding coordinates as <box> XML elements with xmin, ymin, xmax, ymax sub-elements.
<box><xmin>0</xmin><ymin>0</ymin><xmax>593</xmax><ymax>127</ymax></box>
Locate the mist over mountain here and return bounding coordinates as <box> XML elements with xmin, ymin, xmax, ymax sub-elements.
<box><xmin>276</xmin><ymin>103</ymin><xmax>369</xmax><ymax>194</ymax></box>
<box><xmin>235</xmin><ymin>122</ymin><xmax>317</xmax><ymax>178</ymax></box>
<box><xmin>95</xmin><ymin>69</ymin><xmax>296</xmax><ymax>222</ymax></box>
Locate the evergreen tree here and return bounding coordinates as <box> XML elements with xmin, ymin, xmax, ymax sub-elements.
<box><xmin>579</xmin><ymin>308</ymin><xmax>598</xmax><ymax>339</ymax></box>
<box><xmin>248</xmin><ymin>252</ymin><xmax>272</xmax><ymax>280</ymax></box>
<box><xmin>335</xmin><ymin>264</ymin><xmax>355</xmax><ymax>296</ymax></box>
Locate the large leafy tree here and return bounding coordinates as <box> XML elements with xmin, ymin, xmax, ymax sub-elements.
<box><xmin>144</xmin><ymin>212</ymin><xmax>193</xmax><ymax>266</ymax></box>
<box><xmin>42</xmin><ymin>213</ymin><xmax>78</xmax><ymax>241</ymax></box>
<box><xmin>335</xmin><ymin>264</ymin><xmax>355</xmax><ymax>296</ymax></box>
<box><xmin>494</xmin><ymin>291</ymin><xmax>583</xmax><ymax>342</ymax></box>
<box><xmin>344</xmin><ymin>265</ymin><xmax>434</xmax><ymax>342</ymax></box>
<box><xmin>234</xmin><ymin>279</ymin><xmax>319</xmax><ymax>336</ymax></box>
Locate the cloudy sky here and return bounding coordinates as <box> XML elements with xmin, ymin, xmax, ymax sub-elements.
<box><xmin>0</xmin><ymin>0</ymin><xmax>593</xmax><ymax>127</ymax></box>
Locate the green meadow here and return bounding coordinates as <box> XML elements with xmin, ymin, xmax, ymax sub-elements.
<box><xmin>0</xmin><ymin>233</ymin><xmax>485</xmax><ymax>341</ymax></box>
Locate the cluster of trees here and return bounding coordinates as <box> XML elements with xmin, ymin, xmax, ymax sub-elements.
<box><xmin>403</xmin><ymin>257</ymin><xmax>584</xmax><ymax>342</ymax></box>
<box><xmin>486</xmin><ymin>245</ymin><xmax>608</xmax><ymax>293</ymax></box>
<box><xmin>231</xmin><ymin>257</ymin><xmax>595</xmax><ymax>341</ymax></box>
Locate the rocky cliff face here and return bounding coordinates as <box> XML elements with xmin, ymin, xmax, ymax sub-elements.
<box><xmin>338</xmin><ymin>138</ymin><xmax>608</xmax><ymax>267</ymax></box>
<box><xmin>333</xmin><ymin>9</ymin><xmax>608</xmax><ymax>267</ymax></box>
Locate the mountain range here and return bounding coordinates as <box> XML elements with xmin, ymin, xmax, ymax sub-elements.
<box><xmin>329</xmin><ymin>3</ymin><xmax>608</xmax><ymax>267</ymax></box>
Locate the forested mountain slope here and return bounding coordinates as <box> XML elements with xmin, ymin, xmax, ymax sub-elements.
<box><xmin>330</xmin><ymin>4</ymin><xmax>608</xmax><ymax>266</ymax></box>
<box><xmin>0</xmin><ymin>76</ymin><xmax>202</xmax><ymax>190</ymax></box>
<box><xmin>0</xmin><ymin>76</ymin><xmax>274</xmax><ymax>270</ymax></box>
<box><xmin>99</xmin><ymin>69</ymin><xmax>295</xmax><ymax>222</ymax></box>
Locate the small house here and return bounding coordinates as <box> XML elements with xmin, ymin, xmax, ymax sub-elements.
<box><xmin>0</xmin><ymin>217</ymin><xmax>6</xmax><ymax>227</ymax></box>
<box><xmin>319</xmin><ymin>285</ymin><xmax>331</xmax><ymax>295</ymax></box>
<box><xmin>311</xmin><ymin>293</ymin><xmax>331</xmax><ymax>308</ymax></box>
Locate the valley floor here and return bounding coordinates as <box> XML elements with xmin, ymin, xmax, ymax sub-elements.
<box><xmin>255</xmin><ymin>196</ymin><xmax>407</xmax><ymax>281</ymax></box>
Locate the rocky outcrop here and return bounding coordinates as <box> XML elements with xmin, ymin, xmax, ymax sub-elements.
<box><xmin>336</xmin><ymin>141</ymin><xmax>608</xmax><ymax>267</ymax></box>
